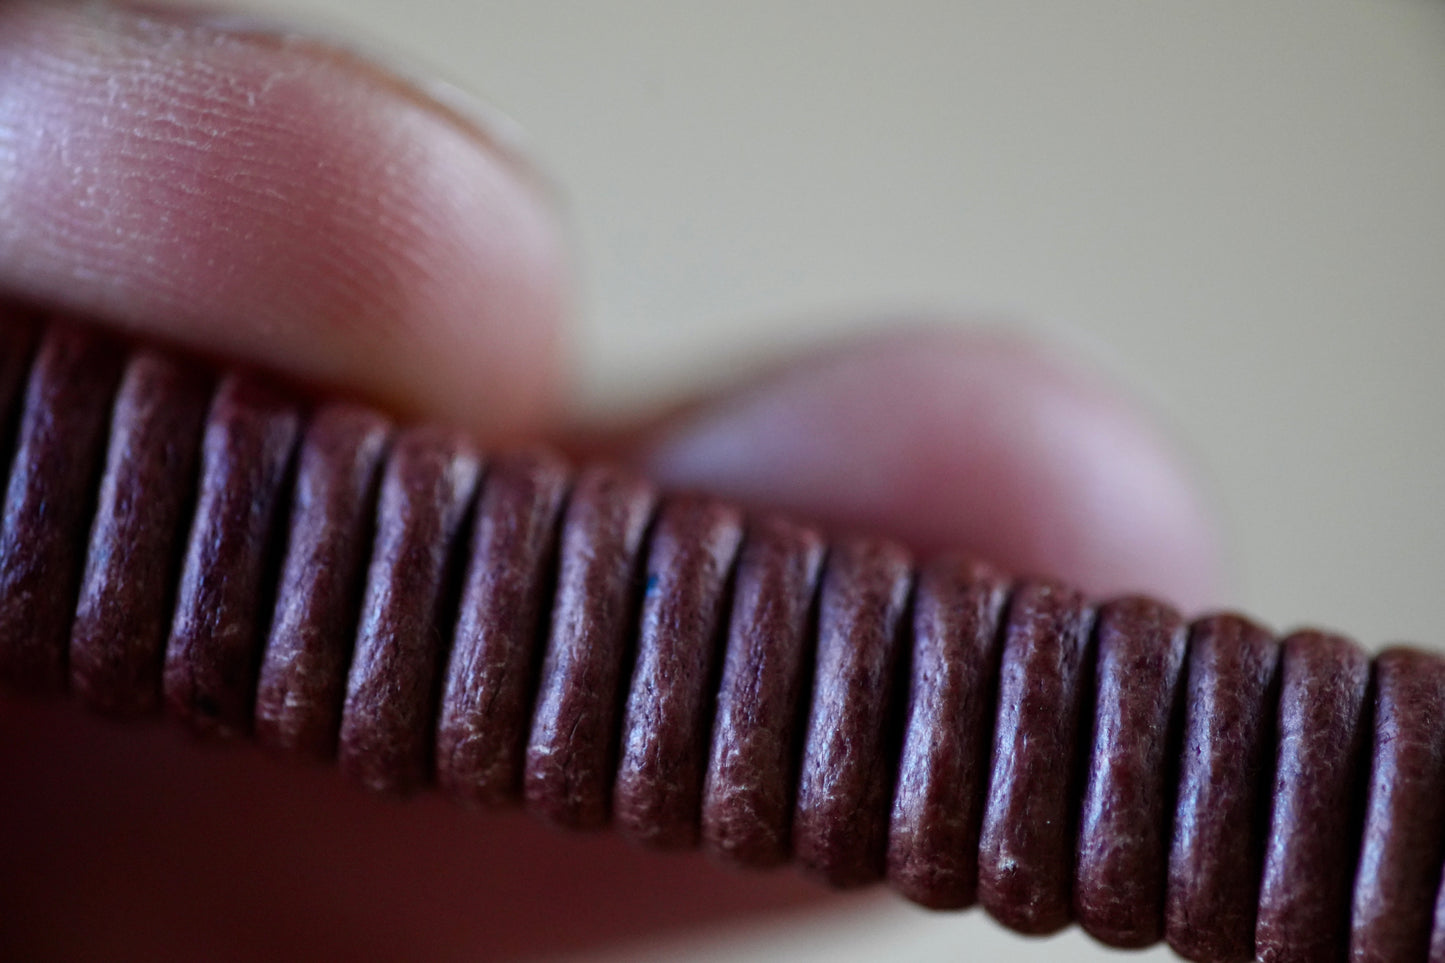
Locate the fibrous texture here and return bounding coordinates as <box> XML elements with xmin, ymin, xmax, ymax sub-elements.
<box><xmin>1</xmin><ymin>309</ymin><xmax>1442</xmax><ymax>962</ymax></box>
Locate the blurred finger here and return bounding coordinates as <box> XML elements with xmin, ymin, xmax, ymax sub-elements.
<box><xmin>630</xmin><ymin>328</ymin><xmax>1222</xmax><ymax>612</ymax></box>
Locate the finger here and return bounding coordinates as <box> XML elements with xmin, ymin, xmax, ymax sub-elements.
<box><xmin>0</xmin><ymin>1</ymin><xmax>568</xmax><ymax>437</ymax></box>
<box><xmin>630</xmin><ymin>328</ymin><xmax>1222</xmax><ymax>612</ymax></box>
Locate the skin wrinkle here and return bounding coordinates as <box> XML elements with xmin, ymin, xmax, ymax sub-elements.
<box><xmin>6</xmin><ymin>29</ymin><xmax>403</xmax><ymax>305</ymax></box>
<box><xmin>0</xmin><ymin>3</ymin><xmax>565</xmax><ymax>436</ymax></box>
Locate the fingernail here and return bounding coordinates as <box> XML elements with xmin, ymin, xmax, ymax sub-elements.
<box><xmin>103</xmin><ymin>1</ymin><xmax>560</xmax><ymax>203</ymax></box>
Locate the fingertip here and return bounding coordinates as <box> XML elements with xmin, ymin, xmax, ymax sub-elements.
<box><xmin>0</xmin><ymin>1</ymin><xmax>570</xmax><ymax>438</ymax></box>
<box><xmin>634</xmin><ymin>328</ymin><xmax>1223</xmax><ymax>613</ymax></box>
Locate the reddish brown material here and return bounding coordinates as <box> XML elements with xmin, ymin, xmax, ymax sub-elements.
<box><xmin>525</xmin><ymin>465</ymin><xmax>658</xmax><ymax>829</ymax></box>
<box><xmin>162</xmin><ymin>374</ymin><xmax>300</xmax><ymax>736</ymax></box>
<box><xmin>887</xmin><ymin>556</ymin><xmax>1008</xmax><ymax>909</ymax></box>
<box><xmin>614</xmin><ymin>495</ymin><xmax>744</xmax><ymax>848</ymax></box>
<box><xmin>436</xmin><ymin>448</ymin><xmax>571</xmax><ymax>806</ymax></box>
<box><xmin>8</xmin><ymin>315</ymin><xmax>1445</xmax><ymax>963</ymax></box>
<box><xmin>978</xmin><ymin>580</ymin><xmax>1095</xmax><ymax>935</ymax></box>
<box><xmin>338</xmin><ymin>427</ymin><xmax>480</xmax><ymax>793</ymax></box>
<box><xmin>1167</xmin><ymin>614</ymin><xmax>1280</xmax><ymax>962</ymax></box>
<box><xmin>701</xmin><ymin>514</ymin><xmax>825</xmax><ymax>868</ymax></box>
<box><xmin>71</xmin><ymin>352</ymin><xmax>211</xmax><ymax>716</ymax></box>
<box><xmin>793</xmin><ymin>536</ymin><xmax>913</xmax><ymax>888</ymax></box>
<box><xmin>1350</xmin><ymin>648</ymin><xmax>1445</xmax><ymax>963</ymax></box>
<box><xmin>1075</xmin><ymin>596</ymin><xmax>1188</xmax><ymax>948</ymax></box>
<box><xmin>1255</xmin><ymin>630</ymin><xmax>1370</xmax><ymax>963</ymax></box>
<box><xmin>254</xmin><ymin>405</ymin><xmax>391</xmax><ymax>758</ymax></box>
<box><xmin>0</xmin><ymin>325</ymin><xmax>122</xmax><ymax>692</ymax></box>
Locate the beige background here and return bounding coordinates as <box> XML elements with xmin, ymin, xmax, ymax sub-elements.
<box><xmin>241</xmin><ymin>1</ymin><xmax>1440</xmax><ymax>959</ymax></box>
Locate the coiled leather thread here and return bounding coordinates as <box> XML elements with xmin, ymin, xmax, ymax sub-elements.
<box><xmin>1</xmin><ymin>310</ymin><xmax>1443</xmax><ymax>963</ymax></box>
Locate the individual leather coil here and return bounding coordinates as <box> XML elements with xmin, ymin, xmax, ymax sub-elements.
<box><xmin>1</xmin><ymin>309</ymin><xmax>1443</xmax><ymax>963</ymax></box>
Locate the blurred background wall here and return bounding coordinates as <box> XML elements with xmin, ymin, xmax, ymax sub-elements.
<box><xmin>238</xmin><ymin>2</ymin><xmax>1442</xmax><ymax>959</ymax></box>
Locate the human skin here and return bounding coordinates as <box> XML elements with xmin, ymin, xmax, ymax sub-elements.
<box><xmin>0</xmin><ymin>4</ymin><xmax>1219</xmax><ymax>961</ymax></box>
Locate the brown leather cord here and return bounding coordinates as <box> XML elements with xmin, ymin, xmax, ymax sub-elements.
<box><xmin>1</xmin><ymin>313</ymin><xmax>1441</xmax><ymax>963</ymax></box>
